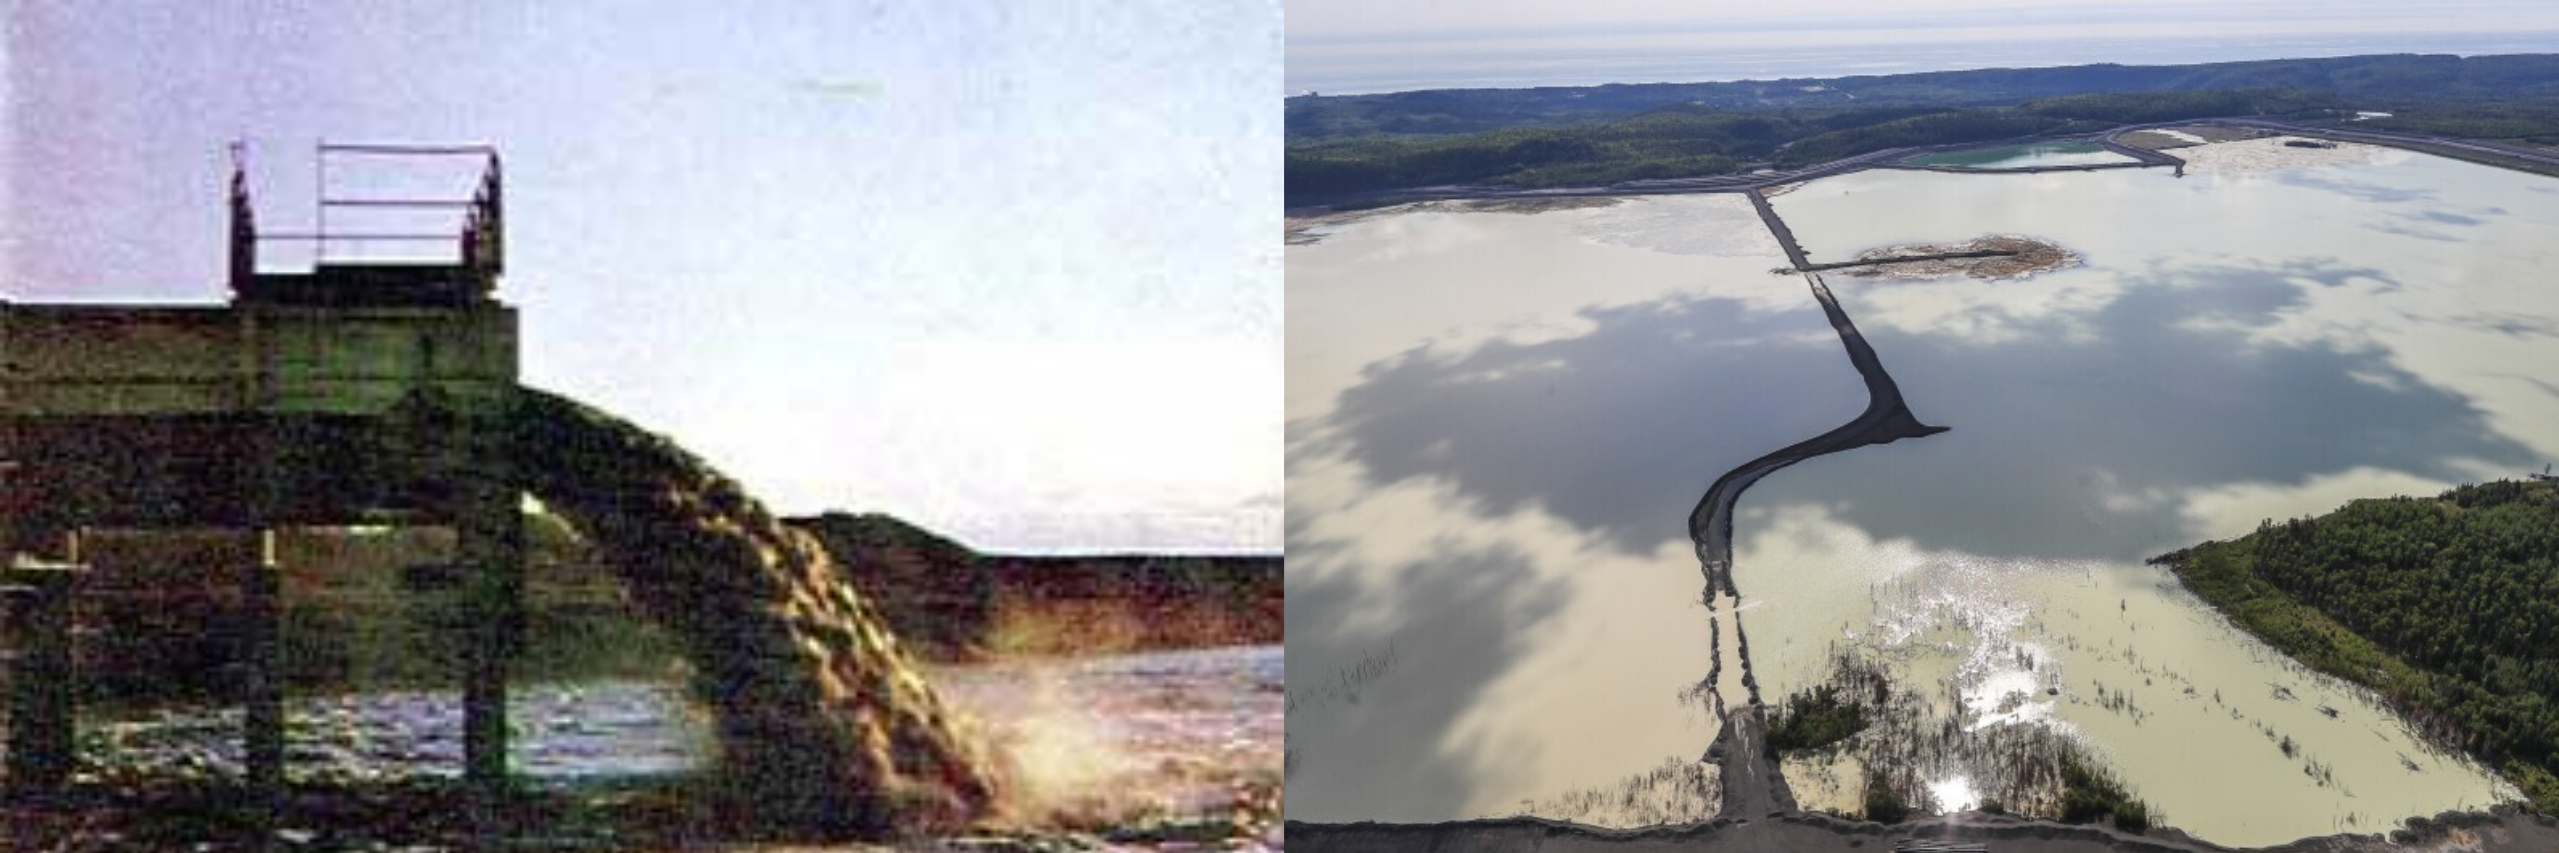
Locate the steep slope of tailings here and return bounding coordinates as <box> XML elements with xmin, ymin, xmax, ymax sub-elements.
<box><xmin>507</xmin><ymin>388</ymin><xmax>1002</xmax><ymax>834</ymax></box>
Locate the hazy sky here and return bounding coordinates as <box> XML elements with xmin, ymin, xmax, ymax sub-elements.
<box><xmin>4</xmin><ymin>2</ymin><xmax>1280</xmax><ymax>552</ymax></box>
<box><xmin>1288</xmin><ymin>0</ymin><xmax>2559</xmax><ymax>93</ymax></box>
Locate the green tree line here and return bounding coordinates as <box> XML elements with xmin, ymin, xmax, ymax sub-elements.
<box><xmin>1289</xmin><ymin>53</ymin><xmax>2559</xmax><ymax>144</ymax></box>
<box><xmin>1286</xmin><ymin>89</ymin><xmax>2336</xmax><ymax>198</ymax></box>
<box><xmin>2154</xmin><ymin>479</ymin><xmax>2559</xmax><ymax>812</ymax></box>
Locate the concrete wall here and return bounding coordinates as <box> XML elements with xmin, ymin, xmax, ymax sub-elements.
<box><xmin>3</xmin><ymin>302</ymin><xmax>517</xmax><ymax>526</ymax></box>
<box><xmin>3</xmin><ymin>303</ymin><xmax>516</xmax><ymax>416</ymax></box>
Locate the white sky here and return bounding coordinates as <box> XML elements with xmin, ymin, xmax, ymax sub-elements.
<box><xmin>3</xmin><ymin>1</ymin><xmax>1281</xmax><ymax>553</ymax></box>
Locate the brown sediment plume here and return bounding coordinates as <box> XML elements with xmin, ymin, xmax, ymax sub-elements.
<box><xmin>503</xmin><ymin>388</ymin><xmax>1003</xmax><ymax>835</ymax></box>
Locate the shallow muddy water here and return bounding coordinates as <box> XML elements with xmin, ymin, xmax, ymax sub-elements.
<box><xmin>1287</xmin><ymin>140</ymin><xmax>2559</xmax><ymax>844</ymax></box>
<box><xmin>76</xmin><ymin>646</ymin><xmax>1282</xmax><ymax>822</ymax></box>
<box><xmin>1741</xmin><ymin>143</ymin><xmax>2559</xmax><ymax>844</ymax></box>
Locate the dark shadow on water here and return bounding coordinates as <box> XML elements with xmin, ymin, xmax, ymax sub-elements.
<box><xmin>1751</xmin><ymin>258</ymin><xmax>2542</xmax><ymax>559</ymax></box>
<box><xmin>1282</xmin><ymin>541</ymin><xmax>1570</xmax><ymax>821</ymax></box>
<box><xmin>1284</xmin><ymin>258</ymin><xmax>2546</xmax><ymax>819</ymax></box>
<box><xmin>2402</xmin><ymin>209</ymin><xmax>2487</xmax><ymax>227</ymax></box>
<box><xmin>1311</xmin><ymin>294</ymin><xmax>1860</xmax><ymax>556</ymax></box>
<box><xmin>2274</xmin><ymin>170</ymin><xmax>2440</xmax><ymax>205</ymax></box>
<box><xmin>2368</xmin><ymin>221</ymin><xmax>2461</xmax><ymax>243</ymax></box>
<box><xmin>2433</xmin><ymin>311</ymin><xmax>2559</xmax><ymax>341</ymax></box>
<box><xmin>1313</xmin><ymin>258</ymin><xmax>2538</xmax><ymax>564</ymax></box>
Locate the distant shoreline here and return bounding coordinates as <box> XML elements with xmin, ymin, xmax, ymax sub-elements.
<box><xmin>1287</xmin><ymin>48</ymin><xmax>2559</xmax><ymax>100</ymax></box>
<box><xmin>1286</xmin><ymin>118</ymin><xmax>2559</xmax><ymax>218</ymax></box>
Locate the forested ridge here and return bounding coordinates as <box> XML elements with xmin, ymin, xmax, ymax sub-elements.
<box><xmin>2153</xmin><ymin>478</ymin><xmax>2559</xmax><ymax>812</ymax></box>
<box><xmin>1285</xmin><ymin>53</ymin><xmax>2559</xmax><ymax>201</ymax></box>
<box><xmin>1290</xmin><ymin>53</ymin><xmax>2559</xmax><ymax>142</ymax></box>
<box><xmin>1287</xmin><ymin>89</ymin><xmax>2331</xmax><ymax>196</ymax></box>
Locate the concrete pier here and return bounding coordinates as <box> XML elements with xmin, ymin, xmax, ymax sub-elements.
<box><xmin>0</xmin><ymin>146</ymin><xmax>520</xmax><ymax>807</ymax></box>
<box><xmin>2</xmin><ymin>554</ymin><xmax>84</xmax><ymax>792</ymax></box>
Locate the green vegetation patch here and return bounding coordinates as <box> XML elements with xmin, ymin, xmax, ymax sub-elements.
<box><xmin>1775</xmin><ymin>651</ymin><xmax>2155</xmax><ymax>826</ymax></box>
<box><xmin>1862</xmin><ymin>769</ymin><xmax>1911</xmax><ymax>823</ymax></box>
<box><xmin>2058</xmin><ymin>752</ymin><xmax>2151</xmax><ymax>833</ymax></box>
<box><xmin>2154</xmin><ymin>478</ymin><xmax>2559</xmax><ymax>813</ymax></box>
<box><xmin>2339</xmin><ymin>97</ymin><xmax>2559</xmax><ymax>146</ymax></box>
<box><xmin>1767</xmin><ymin>682</ymin><xmax>1871</xmax><ymax>751</ymax></box>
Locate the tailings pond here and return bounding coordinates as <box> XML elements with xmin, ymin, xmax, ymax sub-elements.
<box><xmin>1285</xmin><ymin>137</ymin><xmax>2559</xmax><ymax>845</ymax></box>
<box><xmin>1904</xmin><ymin>141</ymin><xmax>2137</xmax><ymax>169</ymax></box>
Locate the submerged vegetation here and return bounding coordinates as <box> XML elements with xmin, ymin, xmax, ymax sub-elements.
<box><xmin>1517</xmin><ymin>757</ymin><xmax>1721</xmax><ymax>828</ymax></box>
<box><xmin>1861</xmin><ymin>769</ymin><xmax>1911</xmax><ymax>824</ymax></box>
<box><xmin>1769</xmin><ymin>653</ymin><xmax>2157</xmax><ymax>830</ymax></box>
<box><xmin>2155</xmin><ymin>478</ymin><xmax>2559</xmax><ymax>813</ymax></box>
<box><xmin>2059</xmin><ymin>753</ymin><xmax>2152</xmax><ymax>833</ymax></box>
<box><xmin>1767</xmin><ymin>683</ymin><xmax>1871</xmax><ymax>751</ymax></box>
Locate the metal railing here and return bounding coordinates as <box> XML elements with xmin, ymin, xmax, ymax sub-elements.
<box><xmin>228</xmin><ymin>141</ymin><xmax>504</xmax><ymax>288</ymax></box>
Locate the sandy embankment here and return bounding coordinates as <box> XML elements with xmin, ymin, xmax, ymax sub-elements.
<box><xmin>2118</xmin><ymin>125</ymin><xmax>2270</xmax><ymax>151</ymax></box>
<box><xmin>2174</xmin><ymin>136</ymin><xmax>2387</xmax><ymax>175</ymax></box>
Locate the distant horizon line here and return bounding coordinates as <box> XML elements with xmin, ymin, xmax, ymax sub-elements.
<box><xmin>1287</xmin><ymin>45</ymin><xmax>2559</xmax><ymax>98</ymax></box>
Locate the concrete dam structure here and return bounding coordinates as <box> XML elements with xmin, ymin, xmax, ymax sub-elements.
<box><xmin>0</xmin><ymin>145</ymin><xmax>999</xmax><ymax>835</ymax></box>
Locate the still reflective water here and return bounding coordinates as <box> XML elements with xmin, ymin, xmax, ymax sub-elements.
<box><xmin>1906</xmin><ymin>141</ymin><xmax>2135</xmax><ymax>169</ymax></box>
<box><xmin>1287</xmin><ymin>139</ymin><xmax>2559</xmax><ymax>844</ymax></box>
<box><xmin>1742</xmin><ymin>141</ymin><xmax>2559</xmax><ymax>843</ymax></box>
<box><xmin>1287</xmin><ymin>197</ymin><xmax>1855</xmax><ymax>821</ymax></box>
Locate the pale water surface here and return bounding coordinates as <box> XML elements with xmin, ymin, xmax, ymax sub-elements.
<box><xmin>1287</xmin><ymin>140</ymin><xmax>2559</xmax><ymax>844</ymax></box>
<box><xmin>1286</xmin><ymin>196</ymin><xmax>1860</xmax><ymax>821</ymax></box>
<box><xmin>1906</xmin><ymin>141</ymin><xmax>2136</xmax><ymax>169</ymax></box>
<box><xmin>1741</xmin><ymin>144</ymin><xmax>2559</xmax><ymax>844</ymax></box>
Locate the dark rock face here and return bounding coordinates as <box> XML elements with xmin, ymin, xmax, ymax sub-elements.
<box><xmin>507</xmin><ymin>389</ymin><xmax>1002</xmax><ymax>835</ymax></box>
